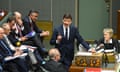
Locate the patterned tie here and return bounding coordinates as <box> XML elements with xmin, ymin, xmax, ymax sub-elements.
<box><xmin>0</xmin><ymin>40</ymin><xmax>12</xmax><ymax>56</ymax></box>
<box><xmin>17</xmin><ymin>25</ymin><xmax>23</xmax><ymax>37</ymax></box>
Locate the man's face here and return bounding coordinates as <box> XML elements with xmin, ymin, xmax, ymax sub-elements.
<box><xmin>9</xmin><ymin>20</ymin><xmax>15</xmax><ymax>30</ymax></box>
<box><xmin>15</xmin><ymin>14</ymin><xmax>23</xmax><ymax>26</ymax></box>
<box><xmin>62</xmin><ymin>18</ymin><xmax>72</xmax><ymax>27</ymax></box>
<box><xmin>0</xmin><ymin>28</ymin><xmax>4</xmax><ymax>39</ymax></box>
<box><xmin>4</xmin><ymin>25</ymin><xmax>11</xmax><ymax>35</ymax></box>
<box><xmin>9</xmin><ymin>20</ymin><xmax>15</xmax><ymax>27</ymax></box>
<box><xmin>30</xmin><ymin>13</ymin><xmax>38</xmax><ymax>22</ymax></box>
<box><xmin>56</xmin><ymin>51</ymin><xmax>61</xmax><ymax>61</ymax></box>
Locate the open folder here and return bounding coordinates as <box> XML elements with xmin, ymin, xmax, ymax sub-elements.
<box><xmin>4</xmin><ymin>53</ymin><xmax>27</xmax><ymax>61</ymax></box>
<box><xmin>25</xmin><ymin>31</ymin><xmax>36</xmax><ymax>38</ymax></box>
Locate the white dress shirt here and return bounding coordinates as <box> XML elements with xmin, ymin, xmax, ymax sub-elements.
<box><xmin>3</xmin><ymin>34</ymin><xmax>15</xmax><ymax>50</ymax></box>
<box><xmin>63</xmin><ymin>25</ymin><xmax>70</xmax><ymax>40</ymax></box>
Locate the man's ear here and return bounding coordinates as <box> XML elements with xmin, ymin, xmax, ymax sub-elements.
<box><xmin>54</xmin><ymin>56</ymin><xmax>57</xmax><ymax>60</ymax></box>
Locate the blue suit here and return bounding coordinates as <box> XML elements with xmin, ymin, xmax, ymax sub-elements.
<box><xmin>50</xmin><ymin>24</ymin><xmax>89</xmax><ymax>69</ymax></box>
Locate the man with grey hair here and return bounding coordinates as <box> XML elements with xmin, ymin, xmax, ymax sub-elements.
<box><xmin>43</xmin><ymin>48</ymin><xmax>67</xmax><ymax>72</ymax></box>
<box><xmin>0</xmin><ymin>27</ymin><xmax>28</xmax><ymax>72</ymax></box>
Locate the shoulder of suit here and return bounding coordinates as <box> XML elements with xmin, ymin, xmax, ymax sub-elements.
<box><xmin>54</xmin><ymin>25</ymin><xmax>62</xmax><ymax>30</ymax></box>
<box><xmin>23</xmin><ymin>16</ymin><xmax>29</xmax><ymax>22</ymax></box>
<box><xmin>47</xmin><ymin>60</ymin><xmax>61</xmax><ymax>66</ymax></box>
<box><xmin>70</xmin><ymin>25</ymin><xmax>77</xmax><ymax>28</ymax></box>
<box><xmin>112</xmin><ymin>38</ymin><xmax>119</xmax><ymax>43</ymax></box>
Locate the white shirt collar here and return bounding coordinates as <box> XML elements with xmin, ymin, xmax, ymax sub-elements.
<box><xmin>104</xmin><ymin>39</ymin><xmax>112</xmax><ymax>43</ymax></box>
<box><xmin>29</xmin><ymin>17</ymin><xmax>32</xmax><ymax>23</ymax></box>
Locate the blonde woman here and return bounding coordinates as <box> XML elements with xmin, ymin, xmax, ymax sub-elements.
<box><xmin>97</xmin><ymin>28</ymin><xmax>120</xmax><ymax>53</ymax></box>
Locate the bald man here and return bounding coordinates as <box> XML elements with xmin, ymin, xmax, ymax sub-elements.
<box><xmin>48</xmin><ymin>48</ymin><xmax>61</xmax><ymax>62</ymax></box>
<box><xmin>14</xmin><ymin>11</ymin><xmax>23</xmax><ymax>25</ymax></box>
<box><xmin>43</xmin><ymin>48</ymin><xmax>67</xmax><ymax>72</ymax></box>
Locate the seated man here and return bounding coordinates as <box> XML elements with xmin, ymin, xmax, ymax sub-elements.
<box><xmin>8</xmin><ymin>11</ymin><xmax>48</xmax><ymax>58</ymax></box>
<box><xmin>2</xmin><ymin>22</ymin><xmax>45</xmax><ymax>69</ymax></box>
<box><xmin>43</xmin><ymin>48</ymin><xmax>67</xmax><ymax>72</ymax></box>
<box><xmin>23</xmin><ymin>10</ymin><xmax>49</xmax><ymax>57</ymax></box>
<box><xmin>0</xmin><ymin>27</ymin><xmax>28</xmax><ymax>72</ymax></box>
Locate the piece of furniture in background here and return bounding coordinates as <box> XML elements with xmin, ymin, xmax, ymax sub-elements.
<box><xmin>105</xmin><ymin>53</ymin><xmax>115</xmax><ymax>63</ymax></box>
<box><xmin>69</xmin><ymin>63</ymin><xmax>116</xmax><ymax>72</ymax></box>
<box><xmin>115</xmin><ymin>63</ymin><xmax>120</xmax><ymax>72</ymax></box>
<box><xmin>69</xmin><ymin>64</ymin><xmax>116</xmax><ymax>72</ymax></box>
<box><xmin>0</xmin><ymin>10</ymin><xmax>8</xmax><ymax>21</ymax></box>
<box><xmin>69</xmin><ymin>64</ymin><xmax>85</xmax><ymax>72</ymax></box>
<box><xmin>36</xmin><ymin>20</ymin><xmax>53</xmax><ymax>40</ymax></box>
<box><xmin>0</xmin><ymin>11</ymin><xmax>12</xmax><ymax>25</ymax></box>
<box><xmin>74</xmin><ymin>52</ymin><xmax>103</xmax><ymax>67</ymax></box>
<box><xmin>117</xmin><ymin>10</ymin><xmax>120</xmax><ymax>39</ymax></box>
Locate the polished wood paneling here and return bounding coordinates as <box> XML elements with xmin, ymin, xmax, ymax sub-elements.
<box><xmin>117</xmin><ymin>10</ymin><xmax>120</xmax><ymax>39</ymax></box>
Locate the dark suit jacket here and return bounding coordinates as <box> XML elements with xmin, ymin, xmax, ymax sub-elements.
<box><xmin>43</xmin><ymin>59</ymin><xmax>67</xmax><ymax>72</ymax></box>
<box><xmin>0</xmin><ymin>39</ymin><xmax>14</xmax><ymax>57</ymax></box>
<box><xmin>98</xmin><ymin>38</ymin><xmax>120</xmax><ymax>53</ymax></box>
<box><xmin>7</xmin><ymin>23</ymin><xmax>26</xmax><ymax>45</ymax></box>
<box><xmin>0</xmin><ymin>39</ymin><xmax>28</xmax><ymax>72</ymax></box>
<box><xmin>7</xmin><ymin>30</ymin><xmax>20</xmax><ymax>46</ymax></box>
<box><xmin>23</xmin><ymin>16</ymin><xmax>44</xmax><ymax>42</ymax></box>
<box><xmin>50</xmin><ymin>24</ymin><xmax>89</xmax><ymax>67</ymax></box>
<box><xmin>23</xmin><ymin>16</ymin><xmax>42</xmax><ymax>35</ymax></box>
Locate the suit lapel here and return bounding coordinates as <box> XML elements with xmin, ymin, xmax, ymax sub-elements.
<box><xmin>0</xmin><ymin>39</ymin><xmax>12</xmax><ymax>56</ymax></box>
<box><xmin>69</xmin><ymin>26</ymin><xmax>71</xmax><ymax>40</ymax></box>
<box><xmin>60</xmin><ymin>25</ymin><xmax>72</xmax><ymax>40</ymax></box>
<box><xmin>59</xmin><ymin>25</ymin><xmax>64</xmax><ymax>37</ymax></box>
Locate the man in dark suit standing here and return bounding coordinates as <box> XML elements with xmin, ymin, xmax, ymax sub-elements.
<box><xmin>50</xmin><ymin>13</ymin><xmax>90</xmax><ymax>70</ymax></box>
<box><xmin>43</xmin><ymin>48</ymin><xmax>67</xmax><ymax>72</ymax></box>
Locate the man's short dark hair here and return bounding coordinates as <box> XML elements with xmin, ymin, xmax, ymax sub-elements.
<box><xmin>63</xmin><ymin>13</ymin><xmax>72</xmax><ymax>20</ymax></box>
<box><xmin>28</xmin><ymin>10</ymin><xmax>39</xmax><ymax>16</ymax></box>
<box><xmin>7</xmin><ymin>16</ymin><xmax>15</xmax><ymax>23</ymax></box>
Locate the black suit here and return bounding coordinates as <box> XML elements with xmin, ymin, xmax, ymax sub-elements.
<box><xmin>43</xmin><ymin>59</ymin><xmax>67</xmax><ymax>72</ymax></box>
<box><xmin>98</xmin><ymin>38</ymin><xmax>120</xmax><ymax>53</ymax></box>
<box><xmin>23</xmin><ymin>16</ymin><xmax>47</xmax><ymax>57</ymax></box>
<box><xmin>0</xmin><ymin>39</ymin><xmax>28</xmax><ymax>72</ymax></box>
<box><xmin>23</xmin><ymin>16</ymin><xmax>42</xmax><ymax>35</ymax></box>
<box><xmin>7</xmin><ymin>30</ymin><xmax>19</xmax><ymax>46</ymax></box>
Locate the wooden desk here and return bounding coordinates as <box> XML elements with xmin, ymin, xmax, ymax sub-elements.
<box><xmin>69</xmin><ymin>63</ymin><xmax>116</xmax><ymax>72</ymax></box>
<box><xmin>75</xmin><ymin>52</ymin><xmax>103</xmax><ymax>67</ymax></box>
<box><xmin>69</xmin><ymin>64</ymin><xmax>84</xmax><ymax>72</ymax></box>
